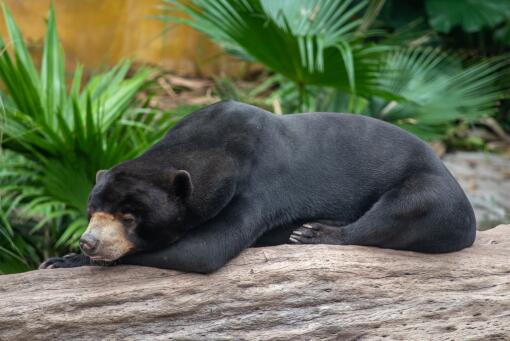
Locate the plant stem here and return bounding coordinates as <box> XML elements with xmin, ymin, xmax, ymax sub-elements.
<box><xmin>44</xmin><ymin>226</ymin><xmax>49</xmax><ymax>259</ymax></box>
<box><xmin>357</xmin><ymin>0</ymin><xmax>386</xmax><ymax>35</ymax></box>
<box><xmin>298</xmin><ymin>82</ymin><xmax>306</xmax><ymax>112</ymax></box>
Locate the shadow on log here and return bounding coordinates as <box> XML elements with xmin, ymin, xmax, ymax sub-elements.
<box><xmin>0</xmin><ymin>225</ymin><xmax>509</xmax><ymax>340</ymax></box>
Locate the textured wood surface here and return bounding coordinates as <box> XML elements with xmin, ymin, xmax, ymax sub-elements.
<box><xmin>0</xmin><ymin>225</ymin><xmax>509</xmax><ymax>340</ymax></box>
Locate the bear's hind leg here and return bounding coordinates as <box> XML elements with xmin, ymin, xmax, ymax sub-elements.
<box><xmin>290</xmin><ymin>174</ymin><xmax>476</xmax><ymax>253</ymax></box>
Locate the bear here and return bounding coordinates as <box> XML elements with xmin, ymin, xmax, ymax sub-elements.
<box><xmin>39</xmin><ymin>100</ymin><xmax>476</xmax><ymax>273</ymax></box>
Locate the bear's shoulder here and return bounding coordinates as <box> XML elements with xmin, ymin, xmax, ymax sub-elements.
<box><xmin>176</xmin><ymin>100</ymin><xmax>269</xmax><ymax>127</ymax></box>
<box><xmin>161</xmin><ymin>101</ymin><xmax>271</xmax><ymax>147</ymax></box>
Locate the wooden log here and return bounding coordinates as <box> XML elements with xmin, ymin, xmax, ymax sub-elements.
<box><xmin>0</xmin><ymin>225</ymin><xmax>509</xmax><ymax>340</ymax></box>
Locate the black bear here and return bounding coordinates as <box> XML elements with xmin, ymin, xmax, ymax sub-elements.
<box><xmin>40</xmin><ymin>101</ymin><xmax>476</xmax><ymax>273</ymax></box>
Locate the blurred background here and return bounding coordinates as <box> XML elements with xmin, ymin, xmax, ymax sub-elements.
<box><xmin>0</xmin><ymin>0</ymin><xmax>509</xmax><ymax>273</ymax></box>
<box><xmin>0</xmin><ymin>0</ymin><xmax>254</xmax><ymax>76</ymax></box>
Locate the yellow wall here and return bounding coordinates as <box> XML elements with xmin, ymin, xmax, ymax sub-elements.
<box><xmin>0</xmin><ymin>0</ymin><xmax>249</xmax><ymax>77</ymax></box>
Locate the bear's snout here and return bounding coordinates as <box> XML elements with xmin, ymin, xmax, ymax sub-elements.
<box><xmin>80</xmin><ymin>233</ymin><xmax>98</xmax><ymax>255</ymax></box>
<box><xmin>82</xmin><ymin>212</ymin><xmax>135</xmax><ymax>261</ymax></box>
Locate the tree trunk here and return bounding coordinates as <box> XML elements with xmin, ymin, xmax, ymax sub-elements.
<box><xmin>0</xmin><ymin>225</ymin><xmax>509</xmax><ymax>340</ymax></box>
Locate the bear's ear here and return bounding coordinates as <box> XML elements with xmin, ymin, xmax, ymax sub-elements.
<box><xmin>96</xmin><ymin>169</ymin><xmax>108</xmax><ymax>184</ymax></box>
<box><xmin>172</xmin><ymin>170</ymin><xmax>193</xmax><ymax>200</ymax></box>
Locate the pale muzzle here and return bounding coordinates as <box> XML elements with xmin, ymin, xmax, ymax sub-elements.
<box><xmin>81</xmin><ymin>212</ymin><xmax>134</xmax><ymax>261</ymax></box>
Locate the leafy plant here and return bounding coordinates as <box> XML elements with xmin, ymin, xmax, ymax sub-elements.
<box><xmin>0</xmin><ymin>192</ymin><xmax>39</xmax><ymax>273</ymax></box>
<box><xmin>379</xmin><ymin>0</ymin><xmax>510</xmax><ymax>56</ymax></box>
<box><xmin>161</xmin><ymin>0</ymin><xmax>394</xmax><ymax>110</ymax></box>
<box><xmin>371</xmin><ymin>48</ymin><xmax>508</xmax><ymax>138</ymax></box>
<box><xmin>425</xmin><ymin>0</ymin><xmax>510</xmax><ymax>34</ymax></box>
<box><xmin>0</xmin><ymin>4</ymin><xmax>181</xmax><ymax>273</ymax></box>
<box><xmin>161</xmin><ymin>0</ymin><xmax>509</xmax><ymax>139</ymax></box>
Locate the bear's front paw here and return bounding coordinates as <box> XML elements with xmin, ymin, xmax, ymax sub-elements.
<box><xmin>39</xmin><ymin>253</ymin><xmax>90</xmax><ymax>269</ymax></box>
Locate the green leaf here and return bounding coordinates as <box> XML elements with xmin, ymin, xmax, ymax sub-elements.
<box><xmin>0</xmin><ymin>3</ymin><xmax>175</xmax><ymax>272</ymax></box>
<box><xmin>426</xmin><ymin>0</ymin><xmax>510</xmax><ymax>33</ymax></box>
<box><xmin>162</xmin><ymin>0</ymin><xmax>381</xmax><ymax>95</ymax></box>
<box><xmin>41</xmin><ymin>1</ymin><xmax>65</xmax><ymax>123</ymax></box>
<box><xmin>1</xmin><ymin>3</ymin><xmax>40</xmax><ymax>86</ymax></box>
<box><xmin>376</xmin><ymin>48</ymin><xmax>508</xmax><ymax>137</ymax></box>
<box><xmin>495</xmin><ymin>22</ymin><xmax>510</xmax><ymax>45</ymax></box>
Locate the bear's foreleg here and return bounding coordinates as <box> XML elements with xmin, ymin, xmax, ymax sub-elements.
<box><xmin>120</xmin><ymin>199</ymin><xmax>265</xmax><ymax>273</ymax></box>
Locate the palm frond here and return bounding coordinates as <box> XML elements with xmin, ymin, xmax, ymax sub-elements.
<box><xmin>375</xmin><ymin>48</ymin><xmax>509</xmax><ymax>136</ymax></box>
<box><xmin>161</xmin><ymin>0</ymin><xmax>388</xmax><ymax>99</ymax></box>
<box><xmin>0</xmin><ymin>4</ymin><xmax>183</xmax><ymax>268</ymax></box>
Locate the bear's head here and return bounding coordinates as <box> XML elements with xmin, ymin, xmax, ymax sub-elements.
<box><xmin>80</xmin><ymin>166</ymin><xmax>193</xmax><ymax>262</ymax></box>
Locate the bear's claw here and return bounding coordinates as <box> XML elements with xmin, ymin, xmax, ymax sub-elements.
<box><xmin>39</xmin><ymin>253</ymin><xmax>89</xmax><ymax>269</ymax></box>
<box><xmin>289</xmin><ymin>223</ymin><xmax>323</xmax><ymax>244</ymax></box>
<box><xmin>289</xmin><ymin>222</ymin><xmax>346</xmax><ymax>245</ymax></box>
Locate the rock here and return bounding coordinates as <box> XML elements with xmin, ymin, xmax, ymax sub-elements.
<box><xmin>0</xmin><ymin>225</ymin><xmax>509</xmax><ymax>340</ymax></box>
<box><xmin>443</xmin><ymin>152</ymin><xmax>510</xmax><ymax>229</ymax></box>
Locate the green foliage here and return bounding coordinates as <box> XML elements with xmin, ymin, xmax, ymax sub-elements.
<box><xmin>0</xmin><ymin>200</ymin><xmax>38</xmax><ymax>273</ymax></box>
<box><xmin>162</xmin><ymin>0</ymin><xmax>509</xmax><ymax>139</ymax></box>
<box><xmin>161</xmin><ymin>0</ymin><xmax>387</xmax><ymax>99</ymax></box>
<box><xmin>495</xmin><ymin>22</ymin><xmax>510</xmax><ymax>45</ymax></box>
<box><xmin>0</xmin><ymin>4</ymin><xmax>182</xmax><ymax>273</ymax></box>
<box><xmin>425</xmin><ymin>0</ymin><xmax>510</xmax><ymax>34</ymax></box>
<box><xmin>379</xmin><ymin>0</ymin><xmax>510</xmax><ymax>55</ymax></box>
<box><xmin>373</xmin><ymin>49</ymin><xmax>507</xmax><ymax>139</ymax></box>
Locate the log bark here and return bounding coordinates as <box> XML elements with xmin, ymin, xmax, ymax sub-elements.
<box><xmin>0</xmin><ymin>225</ymin><xmax>509</xmax><ymax>340</ymax></box>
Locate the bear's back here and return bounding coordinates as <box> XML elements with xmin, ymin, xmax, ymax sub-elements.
<box><xmin>156</xmin><ymin>101</ymin><xmax>439</xmax><ymax>179</ymax></box>
<box><xmin>163</xmin><ymin>100</ymin><xmax>270</xmax><ymax>147</ymax></box>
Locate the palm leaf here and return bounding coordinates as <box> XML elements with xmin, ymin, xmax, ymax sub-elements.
<box><xmin>375</xmin><ymin>48</ymin><xmax>509</xmax><ymax>135</ymax></box>
<box><xmin>426</xmin><ymin>0</ymin><xmax>510</xmax><ymax>33</ymax></box>
<box><xmin>161</xmin><ymin>0</ymin><xmax>388</xmax><ymax>99</ymax></box>
<box><xmin>0</xmin><ymin>4</ymin><xmax>180</xmax><ymax>269</ymax></box>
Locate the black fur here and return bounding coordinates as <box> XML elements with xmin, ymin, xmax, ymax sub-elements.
<box><xmin>40</xmin><ymin>101</ymin><xmax>476</xmax><ymax>273</ymax></box>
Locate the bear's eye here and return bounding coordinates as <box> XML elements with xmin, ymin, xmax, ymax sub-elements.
<box><xmin>120</xmin><ymin>213</ymin><xmax>136</xmax><ymax>225</ymax></box>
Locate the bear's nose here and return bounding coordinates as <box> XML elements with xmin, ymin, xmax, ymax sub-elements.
<box><xmin>80</xmin><ymin>234</ymin><xmax>98</xmax><ymax>254</ymax></box>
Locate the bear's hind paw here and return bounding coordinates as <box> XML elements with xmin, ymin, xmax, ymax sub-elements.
<box><xmin>289</xmin><ymin>222</ymin><xmax>347</xmax><ymax>245</ymax></box>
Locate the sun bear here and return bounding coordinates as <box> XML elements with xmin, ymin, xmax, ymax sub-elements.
<box><xmin>40</xmin><ymin>100</ymin><xmax>476</xmax><ymax>273</ymax></box>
